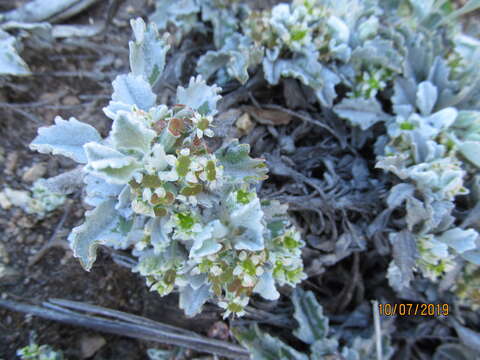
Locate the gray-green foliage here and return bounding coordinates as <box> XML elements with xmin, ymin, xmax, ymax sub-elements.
<box><xmin>0</xmin><ymin>21</ymin><xmax>52</xmax><ymax>76</ymax></box>
<box><xmin>234</xmin><ymin>288</ymin><xmax>394</xmax><ymax>360</ymax></box>
<box><xmin>0</xmin><ymin>179</ymin><xmax>66</xmax><ymax>218</ymax></box>
<box><xmin>150</xmin><ymin>0</ymin><xmax>480</xmax><ymax>292</ymax></box>
<box><xmin>29</xmin><ymin>18</ymin><xmax>306</xmax><ymax>318</ymax></box>
<box><xmin>16</xmin><ymin>342</ymin><xmax>63</xmax><ymax>360</ymax></box>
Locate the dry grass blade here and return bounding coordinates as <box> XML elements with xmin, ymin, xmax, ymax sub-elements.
<box><xmin>0</xmin><ymin>298</ymin><xmax>250</xmax><ymax>359</ymax></box>
<box><xmin>48</xmin><ymin>298</ymin><xmax>200</xmax><ymax>337</ymax></box>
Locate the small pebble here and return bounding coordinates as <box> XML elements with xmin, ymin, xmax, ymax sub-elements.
<box><xmin>5</xmin><ymin>152</ymin><xmax>19</xmax><ymax>175</ymax></box>
<box><xmin>22</xmin><ymin>163</ymin><xmax>47</xmax><ymax>183</ymax></box>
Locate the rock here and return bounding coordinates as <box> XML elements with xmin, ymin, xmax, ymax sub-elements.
<box><xmin>62</xmin><ymin>95</ymin><xmax>80</xmax><ymax>106</ymax></box>
<box><xmin>0</xmin><ymin>263</ymin><xmax>19</xmax><ymax>284</ymax></box>
<box><xmin>5</xmin><ymin>152</ymin><xmax>19</xmax><ymax>175</ymax></box>
<box><xmin>22</xmin><ymin>163</ymin><xmax>47</xmax><ymax>183</ymax></box>
<box><xmin>207</xmin><ymin>321</ymin><xmax>230</xmax><ymax>341</ymax></box>
<box><xmin>0</xmin><ymin>243</ymin><xmax>19</xmax><ymax>284</ymax></box>
<box><xmin>114</xmin><ymin>58</ymin><xmax>123</xmax><ymax>69</ymax></box>
<box><xmin>80</xmin><ymin>335</ymin><xmax>106</xmax><ymax>359</ymax></box>
<box><xmin>0</xmin><ymin>192</ymin><xmax>12</xmax><ymax>209</ymax></box>
<box><xmin>1</xmin><ymin>188</ymin><xmax>31</xmax><ymax>210</ymax></box>
<box><xmin>39</xmin><ymin>92</ymin><xmax>57</xmax><ymax>102</ymax></box>
<box><xmin>236</xmin><ymin>113</ymin><xmax>255</xmax><ymax>134</ymax></box>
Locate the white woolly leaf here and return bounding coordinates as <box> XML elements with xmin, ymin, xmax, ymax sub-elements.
<box><xmin>387</xmin><ymin>183</ymin><xmax>416</xmax><ymax>209</ymax></box>
<box><xmin>351</xmin><ymin>38</ymin><xmax>403</xmax><ymax>72</ymax></box>
<box><xmin>253</xmin><ymin>270</ymin><xmax>280</xmax><ymax>301</ymax></box>
<box><xmin>388</xmin><ymin>231</ymin><xmax>417</xmax><ymax>291</ymax></box>
<box><xmin>30</xmin><ymin>116</ymin><xmax>102</xmax><ymax>164</ymax></box>
<box><xmin>234</xmin><ymin>324</ymin><xmax>309</xmax><ymax>360</ymax></box>
<box><xmin>420</xmin><ymin>108</ymin><xmax>458</xmax><ymax>138</ymax></box>
<box><xmin>0</xmin><ymin>30</ymin><xmax>30</xmax><ymax>75</ymax></box>
<box><xmin>231</xmin><ymin>198</ymin><xmax>265</xmax><ymax>251</ymax></box>
<box><xmin>334</xmin><ymin>97</ymin><xmax>389</xmax><ymax>130</ymax></box>
<box><xmin>111</xmin><ymin>111</ymin><xmax>156</xmax><ymax>154</ymax></box>
<box><xmin>84</xmin><ymin>174</ymin><xmax>124</xmax><ymax>207</ymax></box>
<box><xmin>216</xmin><ymin>140</ymin><xmax>268</xmax><ymax>184</ymax></box>
<box><xmin>459</xmin><ymin>141</ymin><xmax>480</xmax><ymax>168</ymax></box>
<box><xmin>176</xmin><ymin>75</ymin><xmax>222</xmax><ymax>116</ymax></box>
<box><xmin>129</xmin><ymin>18</ymin><xmax>170</xmax><ymax>86</ymax></box>
<box><xmin>150</xmin><ymin>0</ymin><xmax>199</xmax><ymax>30</ymax></box>
<box><xmin>416</xmin><ymin>81</ymin><xmax>438</xmax><ymax>115</ymax></box>
<box><xmin>190</xmin><ymin>220</ymin><xmax>225</xmax><ymax>258</ymax></box>
<box><xmin>68</xmin><ymin>199</ymin><xmax>122</xmax><ymax>271</ymax></box>
<box><xmin>461</xmin><ymin>249</ymin><xmax>480</xmax><ymax>265</ymax></box>
<box><xmin>436</xmin><ymin>228</ymin><xmax>478</xmax><ymax>254</ymax></box>
<box><xmin>263</xmin><ymin>53</ymin><xmax>340</xmax><ymax>107</ymax></box>
<box><xmin>148</xmin><ymin>216</ymin><xmax>172</xmax><ymax>254</ymax></box>
<box><xmin>179</xmin><ymin>284</ymin><xmax>211</xmax><ymax>317</ymax></box>
<box><xmin>292</xmin><ymin>288</ymin><xmax>329</xmax><ymax>344</ymax></box>
<box><xmin>84</xmin><ymin>142</ymin><xmax>141</xmax><ymax>184</ymax></box>
<box><xmin>111</xmin><ymin>73</ymin><xmax>156</xmax><ymax>111</ymax></box>
<box><xmin>197</xmin><ymin>51</ymin><xmax>230</xmax><ymax>81</ymax></box>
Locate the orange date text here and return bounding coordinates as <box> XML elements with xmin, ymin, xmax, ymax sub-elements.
<box><xmin>378</xmin><ymin>303</ymin><xmax>449</xmax><ymax>316</ymax></box>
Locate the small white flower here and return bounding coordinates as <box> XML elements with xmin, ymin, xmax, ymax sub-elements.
<box><xmin>251</xmin><ymin>255</ymin><xmax>261</xmax><ymax>265</ymax></box>
<box><xmin>192</xmin><ymin>112</ymin><xmax>202</xmax><ymax>124</ymax></box>
<box><xmin>255</xmin><ymin>267</ymin><xmax>264</xmax><ymax>276</ymax></box>
<box><xmin>196</xmin><ymin>128</ymin><xmax>204</xmax><ymax>138</ymax></box>
<box><xmin>165</xmin><ymin>155</ymin><xmax>177</xmax><ymax>167</ymax></box>
<box><xmin>242</xmin><ymin>274</ymin><xmax>255</xmax><ymax>287</ymax></box>
<box><xmin>192</xmin><ymin>223</ymin><xmax>203</xmax><ymax>232</ymax></box>
<box><xmin>218</xmin><ymin>301</ymin><xmax>228</xmax><ymax>309</ymax></box>
<box><xmin>239</xmin><ymin>251</ymin><xmax>247</xmax><ymax>261</ymax></box>
<box><xmin>158</xmin><ymin>170</ymin><xmax>179</xmax><ymax>182</ymax></box>
<box><xmin>188</xmin><ymin>196</ymin><xmax>198</xmax><ymax>206</ymax></box>
<box><xmin>154</xmin><ymin>187</ymin><xmax>166</xmax><ymax>197</ymax></box>
<box><xmin>142</xmin><ymin>188</ymin><xmax>152</xmax><ymax>202</ymax></box>
<box><xmin>238</xmin><ymin>297</ymin><xmax>249</xmax><ymax>307</ymax></box>
<box><xmin>133</xmin><ymin>172</ymin><xmax>143</xmax><ymax>183</ymax></box>
<box><xmin>185</xmin><ymin>171</ymin><xmax>198</xmax><ymax>183</ymax></box>
<box><xmin>180</xmin><ymin>148</ymin><xmax>190</xmax><ymax>156</ymax></box>
<box><xmin>233</xmin><ymin>265</ymin><xmax>243</xmax><ymax>276</ymax></box>
<box><xmin>176</xmin><ymin>194</ymin><xmax>187</xmax><ymax>202</ymax></box>
<box><xmin>210</xmin><ymin>265</ymin><xmax>223</xmax><ymax>276</ymax></box>
<box><xmin>204</xmin><ymin>129</ymin><xmax>214</xmax><ymax>137</ymax></box>
<box><xmin>190</xmin><ymin>160</ymin><xmax>202</xmax><ymax>171</ymax></box>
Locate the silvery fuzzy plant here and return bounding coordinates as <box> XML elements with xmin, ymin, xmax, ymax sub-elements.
<box><xmin>152</xmin><ymin>0</ymin><xmax>404</xmax><ymax>107</ymax></box>
<box><xmin>0</xmin><ymin>178</ymin><xmax>66</xmax><ymax>218</ymax></box>
<box><xmin>152</xmin><ymin>0</ymin><xmax>480</xmax><ymax>108</ymax></box>
<box><xmin>16</xmin><ymin>342</ymin><xmax>63</xmax><ymax>360</ymax></box>
<box><xmin>149</xmin><ymin>0</ymin><xmax>480</xmax><ymax>292</ymax></box>
<box><xmin>0</xmin><ymin>21</ymin><xmax>52</xmax><ymax>76</ymax></box>
<box><xmin>332</xmin><ymin>7</ymin><xmax>480</xmax><ymax>287</ymax></box>
<box><xmin>29</xmin><ymin>18</ymin><xmax>306</xmax><ymax>318</ymax></box>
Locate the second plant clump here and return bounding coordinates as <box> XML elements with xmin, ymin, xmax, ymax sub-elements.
<box><xmin>29</xmin><ymin>18</ymin><xmax>306</xmax><ymax>318</ymax></box>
